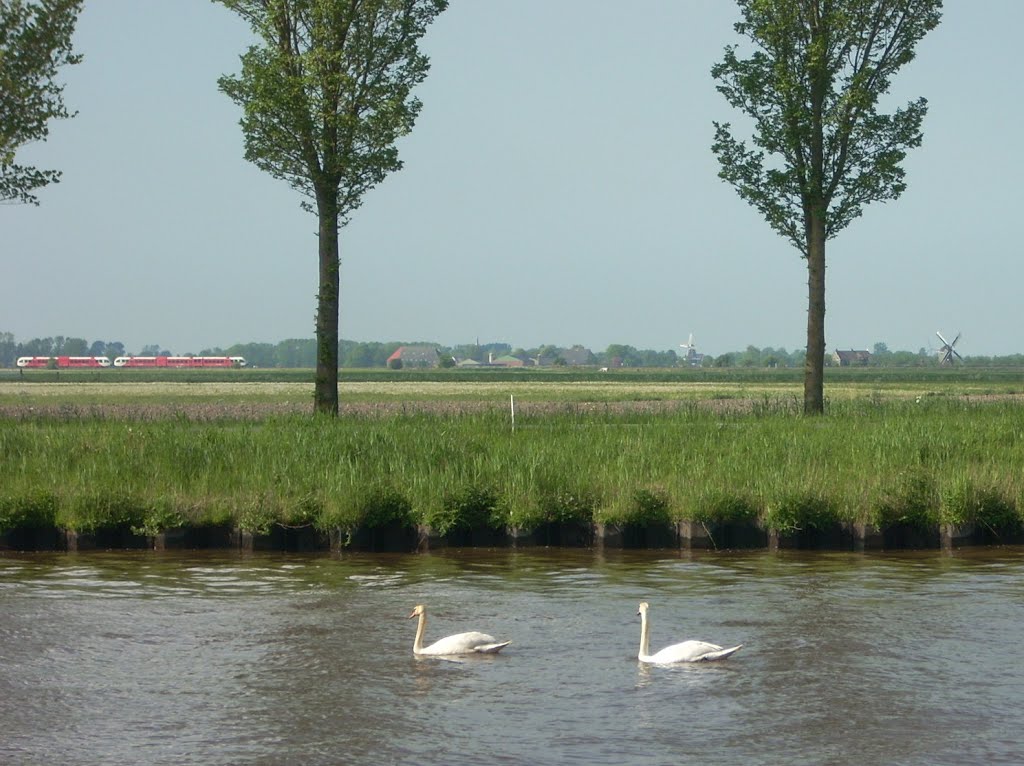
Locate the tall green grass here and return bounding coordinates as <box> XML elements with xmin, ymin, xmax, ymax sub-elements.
<box><xmin>2</xmin><ymin>399</ymin><xmax>1022</xmax><ymax>536</ymax></box>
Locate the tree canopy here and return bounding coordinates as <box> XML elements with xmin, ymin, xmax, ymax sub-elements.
<box><xmin>0</xmin><ymin>0</ymin><xmax>82</xmax><ymax>205</ymax></box>
<box><xmin>711</xmin><ymin>0</ymin><xmax>942</xmax><ymax>413</ymax></box>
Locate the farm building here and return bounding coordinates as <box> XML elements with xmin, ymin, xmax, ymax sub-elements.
<box><xmin>832</xmin><ymin>349</ymin><xmax>872</xmax><ymax>366</ymax></box>
<box><xmin>387</xmin><ymin>345</ymin><xmax>440</xmax><ymax>368</ymax></box>
<box><xmin>487</xmin><ymin>353</ymin><xmax>526</xmax><ymax>368</ymax></box>
<box><xmin>559</xmin><ymin>346</ymin><xmax>596</xmax><ymax>366</ymax></box>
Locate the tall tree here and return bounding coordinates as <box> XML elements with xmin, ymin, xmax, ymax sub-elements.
<box><xmin>216</xmin><ymin>0</ymin><xmax>446</xmax><ymax>415</ymax></box>
<box><xmin>0</xmin><ymin>0</ymin><xmax>82</xmax><ymax>205</ymax></box>
<box><xmin>0</xmin><ymin>330</ymin><xmax>16</xmax><ymax>367</ymax></box>
<box><xmin>711</xmin><ymin>0</ymin><xmax>941</xmax><ymax>414</ymax></box>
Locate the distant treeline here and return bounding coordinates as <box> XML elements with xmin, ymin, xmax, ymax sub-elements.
<box><xmin>4</xmin><ymin>332</ymin><xmax>1024</xmax><ymax>369</ymax></box>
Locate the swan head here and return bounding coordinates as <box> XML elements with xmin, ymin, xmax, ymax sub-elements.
<box><xmin>637</xmin><ymin>601</ymin><xmax>650</xmax><ymax>618</ymax></box>
<box><xmin>409</xmin><ymin>604</ymin><xmax>426</xmax><ymax>619</ymax></box>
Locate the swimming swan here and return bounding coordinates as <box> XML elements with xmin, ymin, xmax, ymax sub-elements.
<box><xmin>409</xmin><ymin>604</ymin><xmax>511</xmax><ymax>656</ymax></box>
<box><xmin>637</xmin><ymin>601</ymin><xmax>742</xmax><ymax>663</ymax></box>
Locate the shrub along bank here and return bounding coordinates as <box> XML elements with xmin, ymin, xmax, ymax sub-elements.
<box><xmin>1</xmin><ymin>399</ymin><xmax>1023</xmax><ymax>549</ymax></box>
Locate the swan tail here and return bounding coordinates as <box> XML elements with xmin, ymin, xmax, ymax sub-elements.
<box><xmin>474</xmin><ymin>641</ymin><xmax>511</xmax><ymax>654</ymax></box>
<box><xmin>700</xmin><ymin>644</ymin><xmax>742</xmax><ymax>661</ymax></box>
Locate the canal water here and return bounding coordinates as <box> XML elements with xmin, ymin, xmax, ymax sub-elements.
<box><xmin>1</xmin><ymin>547</ymin><xmax>1022</xmax><ymax>766</ymax></box>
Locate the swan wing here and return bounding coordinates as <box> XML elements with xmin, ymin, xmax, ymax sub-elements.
<box><xmin>472</xmin><ymin>640</ymin><xmax>512</xmax><ymax>654</ymax></box>
<box><xmin>420</xmin><ymin>631</ymin><xmax>509</xmax><ymax>656</ymax></box>
<box><xmin>696</xmin><ymin>644</ymin><xmax>743</xmax><ymax>662</ymax></box>
<box><xmin>645</xmin><ymin>640</ymin><xmax>742</xmax><ymax>664</ymax></box>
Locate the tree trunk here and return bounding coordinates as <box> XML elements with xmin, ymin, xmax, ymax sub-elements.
<box><xmin>314</xmin><ymin>192</ymin><xmax>340</xmax><ymax>416</ymax></box>
<box><xmin>804</xmin><ymin>214</ymin><xmax>826</xmax><ymax>415</ymax></box>
<box><xmin>804</xmin><ymin>7</ymin><xmax>827</xmax><ymax>416</ymax></box>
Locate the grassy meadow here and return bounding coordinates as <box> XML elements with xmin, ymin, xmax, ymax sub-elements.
<box><xmin>2</xmin><ymin>367</ymin><xmax>1023</xmax><ymax>541</ymax></box>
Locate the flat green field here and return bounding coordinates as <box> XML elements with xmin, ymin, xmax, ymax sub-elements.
<box><xmin>2</xmin><ymin>365</ymin><xmax>1023</xmax><ymax>410</ymax></box>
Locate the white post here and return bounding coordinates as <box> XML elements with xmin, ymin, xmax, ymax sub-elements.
<box><xmin>510</xmin><ymin>394</ymin><xmax>515</xmax><ymax>432</ymax></box>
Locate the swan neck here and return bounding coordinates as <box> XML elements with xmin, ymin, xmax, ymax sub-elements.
<box><xmin>413</xmin><ymin>611</ymin><xmax>426</xmax><ymax>654</ymax></box>
<box><xmin>639</xmin><ymin>612</ymin><xmax>650</xmax><ymax>659</ymax></box>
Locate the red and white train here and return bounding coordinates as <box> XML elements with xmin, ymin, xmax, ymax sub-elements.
<box><xmin>113</xmin><ymin>356</ymin><xmax>246</xmax><ymax>368</ymax></box>
<box><xmin>17</xmin><ymin>355</ymin><xmax>246</xmax><ymax>369</ymax></box>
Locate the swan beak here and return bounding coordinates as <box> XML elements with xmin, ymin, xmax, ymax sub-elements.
<box><xmin>408</xmin><ymin>610</ymin><xmax>417</xmax><ymax>619</ymax></box>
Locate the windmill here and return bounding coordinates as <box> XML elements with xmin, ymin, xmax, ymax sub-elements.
<box><xmin>680</xmin><ymin>333</ymin><xmax>704</xmax><ymax>366</ymax></box>
<box><xmin>936</xmin><ymin>331</ymin><xmax>963</xmax><ymax>365</ymax></box>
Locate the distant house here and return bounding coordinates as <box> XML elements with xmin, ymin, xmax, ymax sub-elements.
<box><xmin>560</xmin><ymin>346</ymin><xmax>595</xmax><ymax>366</ymax></box>
<box><xmin>387</xmin><ymin>345</ymin><xmax>440</xmax><ymax>368</ymax></box>
<box><xmin>832</xmin><ymin>349</ymin><xmax>871</xmax><ymax>367</ymax></box>
<box><xmin>455</xmin><ymin>357</ymin><xmax>482</xmax><ymax>368</ymax></box>
<box><xmin>681</xmin><ymin>348</ymin><xmax>705</xmax><ymax>367</ymax></box>
<box><xmin>487</xmin><ymin>353</ymin><xmax>526</xmax><ymax>368</ymax></box>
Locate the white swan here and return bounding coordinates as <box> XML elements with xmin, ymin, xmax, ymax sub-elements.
<box><xmin>637</xmin><ymin>601</ymin><xmax>742</xmax><ymax>663</ymax></box>
<box><xmin>409</xmin><ymin>604</ymin><xmax>511</xmax><ymax>656</ymax></box>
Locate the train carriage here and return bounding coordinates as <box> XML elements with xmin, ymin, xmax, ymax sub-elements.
<box><xmin>17</xmin><ymin>356</ymin><xmax>112</xmax><ymax>368</ymax></box>
<box><xmin>112</xmin><ymin>356</ymin><xmax>246</xmax><ymax>368</ymax></box>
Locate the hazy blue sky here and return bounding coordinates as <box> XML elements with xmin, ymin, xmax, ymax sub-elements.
<box><xmin>5</xmin><ymin>1</ymin><xmax>1021</xmax><ymax>358</ymax></box>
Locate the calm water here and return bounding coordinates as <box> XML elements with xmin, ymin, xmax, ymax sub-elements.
<box><xmin>1</xmin><ymin>547</ymin><xmax>1022</xmax><ymax>766</ymax></box>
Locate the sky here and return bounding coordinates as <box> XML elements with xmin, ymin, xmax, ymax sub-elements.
<box><xmin>4</xmin><ymin>1</ymin><xmax>1023</xmax><ymax>359</ymax></box>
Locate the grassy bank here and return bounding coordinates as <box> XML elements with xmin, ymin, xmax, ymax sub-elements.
<box><xmin>2</xmin><ymin>398</ymin><xmax>1022</xmax><ymax>540</ymax></box>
